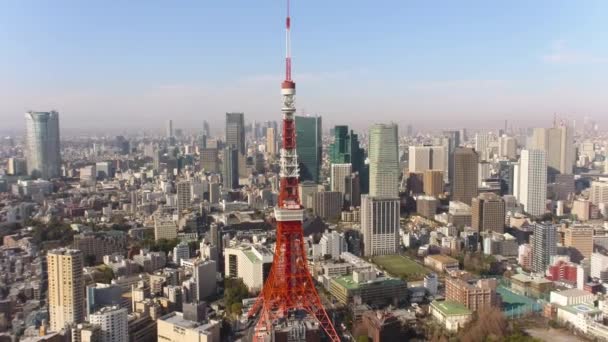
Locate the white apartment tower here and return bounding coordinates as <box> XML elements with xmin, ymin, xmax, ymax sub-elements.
<box><xmin>516</xmin><ymin>149</ymin><xmax>547</xmax><ymax>217</ymax></box>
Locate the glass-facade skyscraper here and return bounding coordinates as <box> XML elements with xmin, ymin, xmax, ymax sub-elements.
<box><xmin>329</xmin><ymin>125</ymin><xmax>368</xmax><ymax>193</ymax></box>
<box><xmin>25</xmin><ymin>111</ymin><xmax>61</xmax><ymax>179</ymax></box>
<box><xmin>368</xmin><ymin>123</ymin><xmax>399</xmax><ymax>198</ymax></box>
<box><xmin>295</xmin><ymin>115</ymin><xmax>322</xmax><ymax>183</ymax></box>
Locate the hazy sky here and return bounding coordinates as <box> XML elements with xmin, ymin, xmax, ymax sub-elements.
<box><xmin>1</xmin><ymin>0</ymin><xmax>607</xmax><ymax>133</ymax></box>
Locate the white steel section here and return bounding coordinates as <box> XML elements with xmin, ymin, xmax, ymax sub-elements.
<box><xmin>274</xmin><ymin>208</ymin><xmax>304</xmax><ymax>222</ymax></box>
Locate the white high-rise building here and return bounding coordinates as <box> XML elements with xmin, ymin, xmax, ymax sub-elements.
<box><xmin>48</xmin><ymin>248</ymin><xmax>84</xmax><ymax>332</ymax></box>
<box><xmin>475</xmin><ymin>132</ymin><xmax>492</xmax><ymax>161</ymax></box>
<box><xmin>590</xmin><ymin>181</ymin><xmax>608</xmax><ymax>206</ymax></box>
<box><xmin>25</xmin><ymin>111</ymin><xmax>61</xmax><ymax>179</ymax></box>
<box><xmin>591</xmin><ymin>253</ymin><xmax>608</xmax><ymax>281</ymax></box>
<box><xmin>361</xmin><ymin>195</ymin><xmax>400</xmax><ymax>256</ymax></box>
<box><xmin>191</xmin><ymin>259</ymin><xmax>217</xmax><ymax>301</ymax></box>
<box><xmin>173</xmin><ymin>242</ymin><xmax>190</xmax><ymax>265</ymax></box>
<box><xmin>498</xmin><ymin>135</ymin><xmax>517</xmax><ymax>160</ymax></box>
<box><xmin>516</xmin><ymin>150</ymin><xmax>547</xmax><ymax>217</ymax></box>
<box><xmin>319</xmin><ymin>231</ymin><xmax>348</xmax><ymax>260</ymax></box>
<box><xmin>369</xmin><ymin>124</ymin><xmax>399</xmax><ymax>198</ymax></box>
<box><xmin>88</xmin><ymin>306</ymin><xmax>128</xmax><ymax>342</ymax></box>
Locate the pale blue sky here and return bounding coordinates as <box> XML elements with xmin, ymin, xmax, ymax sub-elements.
<box><xmin>0</xmin><ymin>0</ymin><xmax>606</xmax><ymax>132</ymax></box>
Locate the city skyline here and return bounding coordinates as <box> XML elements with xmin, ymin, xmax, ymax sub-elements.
<box><xmin>1</xmin><ymin>0</ymin><xmax>607</xmax><ymax>131</ymax></box>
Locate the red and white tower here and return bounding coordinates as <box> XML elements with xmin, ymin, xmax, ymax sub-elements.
<box><xmin>247</xmin><ymin>1</ymin><xmax>340</xmax><ymax>341</ymax></box>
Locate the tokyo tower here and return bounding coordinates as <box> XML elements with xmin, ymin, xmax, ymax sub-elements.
<box><xmin>247</xmin><ymin>1</ymin><xmax>341</xmax><ymax>341</ymax></box>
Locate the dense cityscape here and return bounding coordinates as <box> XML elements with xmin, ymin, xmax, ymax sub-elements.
<box><xmin>2</xmin><ymin>2</ymin><xmax>608</xmax><ymax>342</ymax></box>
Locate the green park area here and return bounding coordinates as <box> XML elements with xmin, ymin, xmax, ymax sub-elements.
<box><xmin>372</xmin><ymin>255</ymin><xmax>430</xmax><ymax>281</ymax></box>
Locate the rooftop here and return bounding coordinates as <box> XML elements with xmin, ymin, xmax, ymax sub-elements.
<box><xmin>426</xmin><ymin>254</ymin><xmax>458</xmax><ymax>264</ymax></box>
<box><xmin>559</xmin><ymin>303</ymin><xmax>601</xmax><ymax>316</ymax></box>
<box><xmin>431</xmin><ymin>300</ymin><xmax>472</xmax><ymax>316</ymax></box>
<box><xmin>159</xmin><ymin>312</ymin><xmax>218</xmax><ymax>334</ymax></box>
<box><xmin>552</xmin><ymin>288</ymin><xmax>594</xmax><ymax>298</ymax></box>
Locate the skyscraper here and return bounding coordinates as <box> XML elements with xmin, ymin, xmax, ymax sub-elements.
<box><xmin>362</xmin><ymin>195</ymin><xmax>400</xmax><ymax>256</ymax></box>
<box><xmin>443</xmin><ymin>130</ymin><xmax>460</xmax><ymax>185</ymax></box>
<box><xmin>474</xmin><ymin>132</ymin><xmax>492</xmax><ymax>161</ymax></box>
<box><xmin>408</xmin><ymin>145</ymin><xmax>448</xmax><ymax>181</ymax></box>
<box><xmin>329</xmin><ymin>125</ymin><xmax>367</xmax><ymax>193</ymax></box>
<box><xmin>266</xmin><ymin>127</ymin><xmax>277</xmax><ymax>157</ymax></box>
<box><xmin>200</xmin><ymin>148</ymin><xmax>219</xmax><ymax>173</ymax></box>
<box><xmin>453</xmin><ymin>147</ymin><xmax>479</xmax><ymax>205</ymax></box>
<box><xmin>295</xmin><ymin>115</ymin><xmax>322</xmax><ymax>183</ymax></box>
<box><xmin>362</xmin><ymin>123</ymin><xmax>400</xmax><ymax>256</ymax></box>
<box><xmin>516</xmin><ymin>149</ymin><xmax>547</xmax><ymax>217</ymax></box>
<box><xmin>25</xmin><ymin>111</ymin><xmax>61</xmax><ymax>179</ymax></box>
<box><xmin>498</xmin><ymin>135</ymin><xmax>517</xmax><ymax>160</ymax></box>
<box><xmin>330</xmin><ymin>163</ymin><xmax>352</xmax><ymax>195</ymax></box>
<box><xmin>530</xmin><ymin>124</ymin><xmax>574</xmax><ymax>177</ymax></box>
<box><xmin>225</xmin><ymin>112</ymin><xmax>245</xmax><ymax>154</ymax></box>
<box><xmin>167</xmin><ymin>120</ymin><xmax>173</xmax><ymax>139</ymax></box>
<box><xmin>369</xmin><ymin>123</ymin><xmax>399</xmax><ymax>198</ymax></box>
<box><xmin>471</xmin><ymin>193</ymin><xmax>505</xmax><ymax>233</ymax></box>
<box><xmin>222</xmin><ymin>146</ymin><xmax>239</xmax><ymax>190</ymax></box>
<box><xmin>423</xmin><ymin>170</ymin><xmax>444</xmax><ymax>197</ymax></box>
<box><xmin>531</xmin><ymin>223</ymin><xmax>557</xmax><ymax>273</ymax></box>
<box><xmin>48</xmin><ymin>248</ymin><xmax>84</xmax><ymax>332</ymax></box>
<box><xmin>176</xmin><ymin>181</ymin><xmax>192</xmax><ymax>214</ymax></box>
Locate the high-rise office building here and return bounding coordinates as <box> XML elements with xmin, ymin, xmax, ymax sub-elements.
<box><xmin>369</xmin><ymin>124</ymin><xmax>399</xmax><ymax>198</ymax></box>
<box><xmin>515</xmin><ymin>149</ymin><xmax>547</xmax><ymax>217</ymax></box>
<box><xmin>226</xmin><ymin>112</ymin><xmax>246</xmax><ymax>178</ymax></box>
<box><xmin>89</xmin><ymin>306</ymin><xmax>128</xmax><ymax>342</ymax></box>
<box><xmin>423</xmin><ymin>170</ymin><xmax>444</xmax><ymax>197</ymax></box>
<box><xmin>200</xmin><ymin>148</ymin><xmax>219</xmax><ymax>173</ymax></box>
<box><xmin>48</xmin><ymin>248</ymin><xmax>84</xmax><ymax>332</ymax></box>
<box><xmin>176</xmin><ymin>181</ymin><xmax>192</xmax><ymax>213</ymax></box>
<box><xmin>453</xmin><ymin>147</ymin><xmax>479</xmax><ymax>205</ymax></box>
<box><xmin>25</xmin><ymin>111</ymin><xmax>61</xmax><ymax>179</ymax></box>
<box><xmin>225</xmin><ymin>113</ymin><xmax>245</xmax><ymax>154</ymax></box>
<box><xmin>224</xmin><ymin>244</ymin><xmax>273</xmax><ymax>292</ymax></box>
<box><xmin>222</xmin><ymin>146</ymin><xmax>239</xmax><ymax>190</ymax></box>
<box><xmin>362</xmin><ymin>195</ymin><xmax>400</xmax><ymax>256</ymax></box>
<box><xmin>408</xmin><ymin>145</ymin><xmax>448</xmax><ymax>181</ymax></box>
<box><xmin>203</xmin><ymin>120</ymin><xmax>210</xmax><ymax>137</ymax></box>
<box><xmin>309</xmin><ymin>191</ymin><xmax>343</xmax><ymax>221</ymax></box>
<box><xmin>330</xmin><ymin>163</ymin><xmax>352</xmax><ymax>195</ymax></box>
<box><xmin>443</xmin><ymin>130</ymin><xmax>460</xmax><ymax>185</ymax></box>
<box><xmin>329</xmin><ymin>125</ymin><xmax>367</xmax><ymax>192</ymax></box>
<box><xmin>531</xmin><ymin>223</ymin><xmax>557</xmax><ymax>273</ymax></box>
<box><xmin>471</xmin><ymin>193</ymin><xmax>505</xmax><ymax>233</ymax></box>
<box><xmin>295</xmin><ymin>115</ymin><xmax>322</xmax><ymax>183</ymax></box>
<box><xmin>530</xmin><ymin>125</ymin><xmax>574</xmax><ymax>176</ymax></box>
<box><xmin>266</xmin><ymin>127</ymin><xmax>277</xmax><ymax>157</ymax></box>
<box><xmin>564</xmin><ymin>226</ymin><xmax>593</xmax><ymax>263</ymax></box>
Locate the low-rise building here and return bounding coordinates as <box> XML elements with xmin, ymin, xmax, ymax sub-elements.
<box><xmin>550</xmin><ymin>289</ymin><xmax>595</xmax><ymax>307</ymax></box>
<box><xmin>424</xmin><ymin>254</ymin><xmax>459</xmax><ymax>273</ymax></box>
<box><xmin>430</xmin><ymin>300</ymin><xmax>472</xmax><ymax>332</ymax></box>
<box><xmin>156</xmin><ymin>312</ymin><xmax>220</xmax><ymax>342</ymax></box>
<box><xmin>328</xmin><ymin>272</ymin><xmax>407</xmax><ymax>306</ymax></box>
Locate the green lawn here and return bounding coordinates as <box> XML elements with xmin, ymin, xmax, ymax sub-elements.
<box><xmin>372</xmin><ymin>255</ymin><xmax>430</xmax><ymax>280</ymax></box>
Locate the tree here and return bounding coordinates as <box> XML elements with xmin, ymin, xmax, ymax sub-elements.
<box><xmin>224</xmin><ymin>278</ymin><xmax>250</xmax><ymax>317</ymax></box>
<box><xmin>230</xmin><ymin>303</ymin><xmax>243</xmax><ymax>317</ymax></box>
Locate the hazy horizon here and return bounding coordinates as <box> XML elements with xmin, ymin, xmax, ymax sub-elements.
<box><xmin>1</xmin><ymin>0</ymin><xmax>607</xmax><ymax>132</ymax></box>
